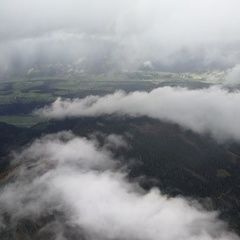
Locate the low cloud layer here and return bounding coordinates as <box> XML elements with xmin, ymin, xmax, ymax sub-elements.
<box><xmin>38</xmin><ymin>86</ymin><xmax>240</xmax><ymax>142</ymax></box>
<box><xmin>0</xmin><ymin>132</ymin><xmax>239</xmax><ymax>239</ymax></box>
<box><xmin>225</xmin><ymin>64</ymin><xmax>240</xmax><ymax>86</ymax></box>
<box><xmin>1</xmin><ymin>0</ymin><xmax>240</xmax><ymax>76</ymax></box>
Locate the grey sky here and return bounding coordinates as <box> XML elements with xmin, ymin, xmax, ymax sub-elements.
<box><xmin>1</xmin><ymin>0</ymin><xmax>240</xmax><ymax>75</ymax></box>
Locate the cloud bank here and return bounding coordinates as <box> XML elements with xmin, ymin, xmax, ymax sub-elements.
<box><xmin>225</xmin><ymin>64</ymin><xmax>240</xmax><ymax>86</ymax></box>
<box><xmin>0</xmin><ymin>132</ymin><xmax>239</xmax><ymax>239</ymax></box>
<box><xmin>38</xmin><ymin>86</ymin><xmax>240</xmax><ymax>142</ymax></box>
<box><xmin>1</xmin><ymin>0</ymin><xmax>240</xmax><ymax>76</ymax></box>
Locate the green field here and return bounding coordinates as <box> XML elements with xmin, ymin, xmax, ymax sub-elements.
<box><xmin>0</xmin><ymin>115</ymin><xmax>43</xmax><ymax>127</ymax></box>
<box><xmin>0</xmin><ymin>73</ymin><xmax>211</xmax><ymax>126</ymax></box>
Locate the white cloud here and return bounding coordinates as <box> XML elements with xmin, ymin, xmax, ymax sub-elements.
<box><xmin>1</xmin><ymin>0</ymin><xmax>240</xmax><ymax>74</ymax></box>
<box><xmin>225</xmin><ymin>64</ymin><xmax>240</xmax><ymax>86</ymax></box>
<box><xmin>104</xmin><ymin>134</ymin><xmax>129</xmax><ymax>149</ymax></box>
<box><xmin>0</xmin><ymin>132</ymin><xmax>239</xmax><ymax>239</ymax></box>
<box><xmin>38</xmin><ymin>86</ymin><xmax>240</xmax><ymax>142</ymax></box>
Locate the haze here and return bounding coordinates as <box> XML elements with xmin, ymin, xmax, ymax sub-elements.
<box><xmin>1</xmin><ymin>0</ymin><xmax>240</xmax><ymax>76</ymax></box>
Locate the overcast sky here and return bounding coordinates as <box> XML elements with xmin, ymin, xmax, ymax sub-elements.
<box><xmin>1</xmin><ymin>0</ymin><xmax>240</xmax><ymax>75</ymax></box>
